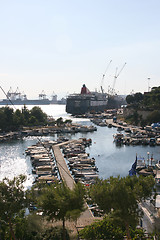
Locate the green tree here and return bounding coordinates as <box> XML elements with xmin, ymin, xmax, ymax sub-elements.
<box><xmin>13</xmin><ymin>109</ymin><xmax>24</xmax><ymax>129</ymax></box>
<box><xmin>14</xmin><ymin>213</ymin><xmax>43</xmax><ymax>240</ymax></box>
<box><xmin>30</xmin><ymin>106</ymin><xmax>47</xmax><ymax>125</ymax></box>
<box><xmin>126</xmin><ymin>94</ymin><xmax>135</xmax><ymax>104</ymax></box>
<box><xmin>0</xmin><ymin>108</ymin><xmax>6</xmax><ymax>131</ymax></box>
<box><xmin>89</xmin><ymin>175</ymin><xmax>155</xmax><ymax>240</ymax></box>
<box><xmin>38</xmin><ymin>182</ymin><xmax>86</xmax><ymax>240</ymax></box>
<box><xmin>80</xmin><ymin>217</ymin><xmax>153</xmax><ymax>240</ymax></box>
<box><xmin>0</xmin><ymin>175</ymin><xmax>29</xmax><ymax>240</ymax></box>
<box><xmin>29</xmin><ymin>115</ymin><xmax>38</xmax><ymax>125</ymax></box>
<box><xmin>134</xmin><ymin>92</ymin><xmax>143</xmax><ymax>102</ymax></box>
<box><xmin>126</xmin><ymin>93</ymin><xmax>143</xmax><ymax>105</ymax></box>
<box><xmin>4</xmin><ymin>106</ymin><xmax>14</xmax><ymax>129</ymax></box>
<box><xmin>56</xmin><ymin>117</ymin><xmax>64</xmax><ymax>126</ymax></box>
<box><xmin>80</xmin><ymin>216</ymin><xmax>124</xmax><ymax>240</ymax></box>
<box><xmin>22</xmin><ymin>105</ymin><xmax>30</xmax><ymax>125</ymax></box>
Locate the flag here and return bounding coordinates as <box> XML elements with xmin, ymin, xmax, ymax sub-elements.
<box><xmin>129</xmin><ymin>155</ymin><xmax>137</xmax><ymax>176</ymax></box>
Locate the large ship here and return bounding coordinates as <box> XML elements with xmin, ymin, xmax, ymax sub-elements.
<box><xmin>0</xmin><ymin>87</ymin><xmax>66</xmax><ymax>105</ymax></box>
<box><xmin>66</xmin><ymin>84</ymin><xmax>108</xmax><ymax>115</ymax></box>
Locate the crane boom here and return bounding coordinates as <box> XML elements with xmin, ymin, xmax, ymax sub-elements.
<box><xmin>112</xmin><ymin>62</ymin><xmax>126</xmax><ymax>95</ymax></box>
<box><xmin>101</xmin><ymin>60</ymin><xmax>112</xmax><ymax>93</ymax></box>
<box><xmin>116</xmin><ymin>62</ymin><xmax>126</xmax><ymax>78</ymax></box>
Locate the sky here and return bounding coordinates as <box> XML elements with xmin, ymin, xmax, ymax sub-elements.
<box><xmin>0</xmin><ymin>0</ymin><xmax>160</xmax><ymax>100</ymax></box>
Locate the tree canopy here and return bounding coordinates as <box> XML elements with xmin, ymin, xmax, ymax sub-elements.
<box><xmin>89</xmin><ymin>175</ymin><xmax>155</xmax><ymax>239</ymax></box>
<box><xmin>126</xmin><ymin>92</ymin><xmax>143</xmax><ymax>104</ymax></box>
<box><xmin>0</xmin><ymin>175</ymin><xmax>29</xmax><ymax>239</ymax></box>
<box><xmin>126</xmin><ymin>86</ymin><xmax>160</xmax><ymax>110</ymax></box>
<box><xmin>38</xmin><ymin>181</ymin><xmax>86</xmax><ymax>240</ymax></box>
<box><xmin>0</xmin><ymin>106</ymin><xmax>47</xmax><ymax>132</ymax></box>
<box><xmin>80</xmin><ymin>216</ymin><xmax>124</xmax><ymax>240</ymax></box>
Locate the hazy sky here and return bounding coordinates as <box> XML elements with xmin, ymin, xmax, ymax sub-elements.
<box><xmin>0</xmin><ymin>0</ymin><xmax>160</xmax><ymax>99</ymax></box>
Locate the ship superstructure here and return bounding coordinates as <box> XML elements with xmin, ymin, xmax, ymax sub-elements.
<box><xmin>66</xmin><ymin>84</ymin><xmax>108</xmax><ymax>115</ymax></box>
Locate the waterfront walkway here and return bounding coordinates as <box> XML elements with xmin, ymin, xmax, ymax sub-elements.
<box><xmin>52</xmin><ymin>140</ymin><xmax>94</xmax><ymax>221</ymax></box>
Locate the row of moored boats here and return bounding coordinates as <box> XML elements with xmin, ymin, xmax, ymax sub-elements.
<box><xmin>61</xmin><ymin>139</ymin><xmax>99</xmax><ymax>186</ymax></box>
<box><xmin>25</xmin><ymin>137</ymin><xmax>99</xmax><ymax>187</ymax></box>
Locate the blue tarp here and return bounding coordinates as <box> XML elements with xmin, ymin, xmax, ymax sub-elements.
<box><xmin>151</xmin><ymin>122</ymin><xmax>160</xmax><ymax>128</ymax></box>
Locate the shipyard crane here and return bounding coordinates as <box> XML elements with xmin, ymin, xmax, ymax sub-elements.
<box><xmin>39</xmin><ymin>90</ymin><xmax>47</xmax><ymax>100</ymax></box>
<box><xmin>21</xmin><ymin>91</ymin><xmax>27</xmax><ymax>100</ymax></box>
<box><xmin>15</xmin><ymin>87</ymin><xmax>21</xmax><ymax>99</ymax></box>
<box><xmin>100</xmin><ymin>60</ymin><xmax>112</xmax><ymax>93</ymax></box>
<box><xmin>7</xmin><ymin>87</ymin><xmax>21</xmax><ymax>100</ymax></box>
<box><xmin>111</xmin><ymin>62</ymin><xmax>126</xmax><ymax>95</ymax></box>
<box><xmin>7</xmin><ymin>87</ymin><xmax>14</xmax><ymax>99</ymax></box>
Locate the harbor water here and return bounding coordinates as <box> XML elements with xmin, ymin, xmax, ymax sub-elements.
<box><xmin>0</xmin><ymin>104</ymin><xmax>160</xmax><ymax>188</ymax></box>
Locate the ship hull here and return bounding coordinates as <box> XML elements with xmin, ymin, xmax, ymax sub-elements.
<box><xmin>66</xmin><ymin>94</ymin><xmax>108</xmax><ymax>115</ymax></box>
<box><xmin>0</xmin><ymin>99</ymin><xmax>66</xmax><ymax>105</ymax></box>
<box><xmin>0</xmin><ymin>99</ymin><xmax>51</xmax><ymax>105</ymax></box>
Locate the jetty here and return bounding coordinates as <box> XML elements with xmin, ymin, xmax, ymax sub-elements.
<box><xmin>52</xmin><ymin>140</ymin><xmax>79</xmax><ymax>190</ymax></box>
<box><xmin>52</xmin><ymin>140</ymin><xmax>94</xmax><ymax>220</ymax></box>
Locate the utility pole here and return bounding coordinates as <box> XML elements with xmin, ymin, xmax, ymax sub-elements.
<box><xmin>147</xmin><ymin>78</ymin><xmax>150</xmax><ymax>92</ymax></box>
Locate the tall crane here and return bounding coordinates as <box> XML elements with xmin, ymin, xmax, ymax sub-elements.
<box><xmin>39</xmin><ymin>90</ymin><xmax>47</xmax><ymax>99</ymax></box>
<box><xmin>111</xmin><ymin>62</ymin><xmax>126</xmax><ymax>95</ymax></box>
<box><xmin>100</xmin><ymin>60</ymin><xmax>112</xmax><ymax>93</ymax></box>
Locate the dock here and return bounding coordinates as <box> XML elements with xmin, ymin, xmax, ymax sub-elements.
<box><xmin>106</xmin><ymin>118</ymin><xmax>145</xmax><ymax>133</ymax></box>
<box><xmin>52</xmin><ymin>142</ymin><xmax>76</xmax><ymax>190</ymax></box>
<box><xmin>52</xmin><ymin>140</ymin><xmax>94</xmax><ymax>219</ymax></box>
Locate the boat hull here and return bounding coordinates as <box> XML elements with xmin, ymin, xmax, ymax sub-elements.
<box><xmin>66</xmin><ymin>94</ymin><xmax>108</xmax><ymax>115</ymax></box>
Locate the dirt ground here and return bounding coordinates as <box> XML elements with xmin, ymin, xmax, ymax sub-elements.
<box><xmin>46</xmin><ymin>217</ymin><xmax>102</xmax><ymax>239</ymax></box>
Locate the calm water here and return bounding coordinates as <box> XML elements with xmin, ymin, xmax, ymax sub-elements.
<box><xmin>0</xmin><ymin>104</ymin><xmax>160</xmax><ymax>187</ymax></box>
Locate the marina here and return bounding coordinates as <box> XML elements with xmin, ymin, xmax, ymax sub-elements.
<box><xmin>0</xmin><ymin>104</ymin><xmax>160</xmax><ymax>185</ymax></box>
<box><xmin>26</xmin><ymin>137</ymin><xmax>95</xmax><ymax>219</ymax></box>
<box><xmin>1</xmin><ymin>2</ymin><xmax>160</xmax><ymax>237</ymax></box>
<box><xmin>0</xmin><ymin>104</ymin><xmax>160</xmax><ymax>233</ymax></box>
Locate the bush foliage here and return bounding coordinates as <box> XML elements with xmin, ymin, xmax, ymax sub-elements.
<box><xmin>0</xmin><ymin>106</ymin><xmax>47</xmax><ymax>132</ymax></box>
